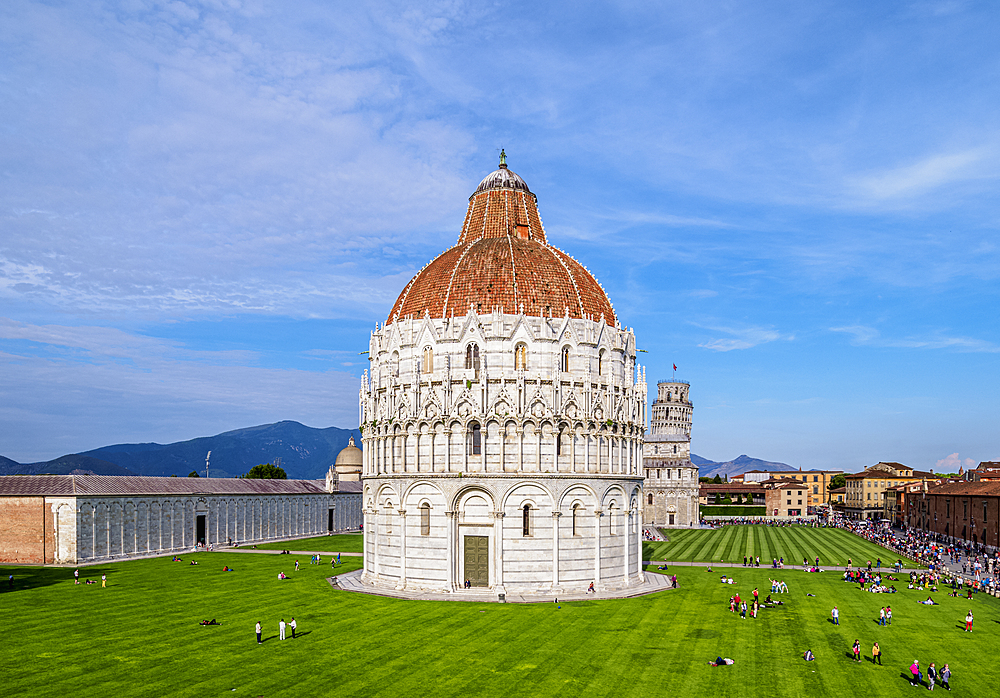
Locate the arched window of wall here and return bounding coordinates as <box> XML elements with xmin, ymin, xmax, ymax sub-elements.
<box><xmin>522</xmin><ymin>505</ymin><xmax>531</xmax><ymax>536</ymax></box>
<box><xmin>608</xmin><ymin>503</ymin><xmax>617</xmax><ymax>536</ymax></box>
<box><xmin>647</xmin><ymin>493</ymin><xmax>653</xmax><ymax>505</ymax></box>
<box><xmin>422</xmin><ymin>347</ymin><xmax>434</xmax><ymax>373</ymax></box>
<box><xmin>420</xmin><ymin>503</ymin><xmax>431</xmax><ymax>536</ymax></box>
<box><xmin>572</xmin><ymin>504</ymin><xmax>581</xmax><ymax>536</ymax></box>
<box><xmin>597</xmin><ymin>350</ymin><xmax>604</xmax><ymax>375</ymax></box>
<box><xmin>560</xmin><ymin>346</ymin><xmax>570</xmax><ymax>372</ymax></box>
<box><xmin>514</xmin><ymin>343</ymin><xmax>527</xmax><ymax>371</ymax></box>
<box><xmin>469</xmin><ymin>423</ymin><xmax>482</xmax><ymax>455</ymax></box>
<box><xmin>465</xmin><ymin>343</ymin><xmax>480</xmax><ymax>378</ymax></box>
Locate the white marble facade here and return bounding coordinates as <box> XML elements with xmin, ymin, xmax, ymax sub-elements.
<box><xmin>642</xmin><ymin>380</ymin><xmax>699</xmax><ymax>528</ymax></box>
<box><xmin>358</xmin><ymin>310</ymin><xmax>648</xmax><ymax>593</ymax></box>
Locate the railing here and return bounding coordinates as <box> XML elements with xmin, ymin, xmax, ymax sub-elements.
<box><xmin>657</xmin><ymin>379</ymin><xmax>690</xmax><ymax>386</ymax></box>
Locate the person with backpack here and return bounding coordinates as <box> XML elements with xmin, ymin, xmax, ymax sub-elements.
<box><xmin>852</xmin><ymin>640</ymin><xmax>861</xmax><ymax>663</ymax></box>
<box><xmin>871</xmin><ymin>642</ymin><xmax>881</xmax><ymax>666</ymax></box>
<box><xmin>940</xmin><ymin>664</ymin><xmax>951</xmax><ymax>691</ymax></box>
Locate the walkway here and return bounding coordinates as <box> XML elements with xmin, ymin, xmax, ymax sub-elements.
<box><xmin>331</xmin><ymin>568</ymin><xmax>675</xmax><ymax>603</ymax></box>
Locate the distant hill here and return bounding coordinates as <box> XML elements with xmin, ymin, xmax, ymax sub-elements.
<box><xmin>0</xmin><ymin>454</ymin><xmax>137</xmax><ymax>476</ymax></box>
<box><xmin>693</xmin><ymin>454</ymin><xmax>796</xmax><ymax>479</ymax></box>
<box><xmin>0</xmin><ymin>421</ymin><xmax>361</xmax><ymax>480</ymax></box>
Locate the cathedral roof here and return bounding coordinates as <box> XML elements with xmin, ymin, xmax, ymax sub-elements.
<box><xmin>388</xmin><ymin>155</ymin><xmax>616</xmax><ymax>326</ymax></box>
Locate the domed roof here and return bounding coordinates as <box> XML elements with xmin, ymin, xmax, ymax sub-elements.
<box><xmin>388</xmin><ymin>155</ymin><xmax>616</xmax><ymax>326</ymax></box>
<box><xmin>334</xmin><ymin>436</ymin><xmax>362</xmax><ymax>473</ymax></box>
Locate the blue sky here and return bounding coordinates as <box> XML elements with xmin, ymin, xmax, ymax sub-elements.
<box><xmin>2</xmin><ymin>1</ymin><xmax>998</xmax><ymax>471</ymax></box>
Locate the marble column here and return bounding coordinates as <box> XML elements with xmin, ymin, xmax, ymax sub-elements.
<box><xmin>551</xmin><ymin>511</ymin><xmax>562</xmax><ymax>590</ymax></box>
<box><xmin>397</xmin><ymin>509</ymin><xmax>407</xmax><ymax>589</ymax></box>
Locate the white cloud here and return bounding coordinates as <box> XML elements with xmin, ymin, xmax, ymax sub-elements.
<box><xmin>850</xmin><ymin>148</ymin><xmax>993</xmax><ymax>201</ymax></box>
<box><xmin>697</xmin><ymin>325</ymin><xmax>784</xmax><ymax>351</ymax></box>
<box><xmin>831</xmin><ymin>326</ymin><xmax>1000</xmax><ymax>353</ymax></box>
<box><xmin>935</xmin><ymin>452</ymin><xmax>976</xmax><ymax>471</ymax></box>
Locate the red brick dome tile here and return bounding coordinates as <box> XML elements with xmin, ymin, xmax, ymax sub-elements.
<box><xmin>389</xmin><ymin>159</ymin><xmax>616</xmax><ymax>325</ymax></box>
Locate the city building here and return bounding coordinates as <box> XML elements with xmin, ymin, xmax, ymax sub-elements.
<box><xmin>765</xmin><ymin>480</ymin><xmax>809</xmax><ymax>517</ymax></box>
<box><xmin>642</xmin><ymin>380</ymin><xmax>698</xmax><ymax>528</ymax></box>
<box><xmin>902</xmin><ymin>481</ymin><xmax>1000</xmax><ymax>547</ymax></box>
<box><xmin>842</xmin><ymin>462</ymin><xmax>934</xmax><ymax>520</ymax></box>
<box><xmin>358</xmin><ymin>155</ymin><xmax>647</xmax><ymax>594</ymax></box>
<box><xmin>966</xmin><ymin>461</ymin><xmax>1000</xmax><ymax>482</ymax></box>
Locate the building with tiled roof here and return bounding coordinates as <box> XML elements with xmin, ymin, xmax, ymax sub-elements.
<box><xmin>843</xmin><ymin>462</ymin><xmax>936</xmax><ymax>520</ymax></box>
<box><xmin>902</xmin><ymin>480</ymin><xmax>1000</xmax><ymax>546</ymax></box>
<box><xmin>359</xmin><ymin>153</ymin><xmax>647</xmax><ymax>595</ymax></box>
<box><xmin>0</xmin><ymin>467</ymin><xmax>362</xmax><ymax>565</ymax></box>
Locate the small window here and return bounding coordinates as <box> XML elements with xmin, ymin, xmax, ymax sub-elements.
<box><xmin>422</xmin><ymin>346</ymin><xmax>434</xmax><ymax>373</ymax></box>
<box><xmin>647</xmin><ymin>493</ymin><xmax>653</xmax><ymax>505</ymax></box>
<box><xmin>572</xmin><ymin>504</ymin><xmax>581</xmax><ymax>535</ymax></box>
<box><xmin>470</xmin><ymin>423</ymin><xmax>482</xmax><ymax>455</ymax></box>
<box><xmin>514</xmin><ymin>343</ymin><xmax>527</xmax><ymax>371</ymax></box>
<box><xmin>465</xmin><ymin>343</ymin><xmax>480</xmax><ymax>371</ymax></box>
<box><xmin>560</xmin><ymin>346</ymin><xmax>570</xmax><ymax>372</ymax></box>
<box><xmin>598</xmin><ymin>350</ymin><xmax>604</xmax><ymax>375</ymax></box>
<box><xmin>420</xmin><ymin>503</ymin><xmax>430</xmax><ymax>536</ymax></box>
<box><xmin>608</xmin><ymin>503</ymin><xmax>617</xmax><ymax>536</ymax></box>
<box><xmin>522</xmin><ymin>505</ymin><xmax>531</xmax><ymax>536</ymax></box>
<box><xmin>556</xmin><ymin>428</ymin><xmax>562</xmax><ymax>456</ymax></box>
<box><xmin>673</xmin><ymin>445</ymin><xmax>678</xmax><ymax>454</ymax></box>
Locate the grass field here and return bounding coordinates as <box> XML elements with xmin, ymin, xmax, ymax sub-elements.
<box><xmin>642</xmin><ymin>527</ymin><xmax>919</xmax><ymax>567</ymax></box>
<box><xmin>255</xmin><ymin>533</ymin><xmax>363</xmax><ymax>552</ymax></box>
<box><xmin>4</xmin><ymin>529</ymin><xmax>993</xmax><ymax>697</ymax></box>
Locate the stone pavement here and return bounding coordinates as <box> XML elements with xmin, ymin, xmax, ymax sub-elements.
<box><xmin>330</xmin><ymin>568</ymin><xmax>675</xmax><ymax>603</ymax></box>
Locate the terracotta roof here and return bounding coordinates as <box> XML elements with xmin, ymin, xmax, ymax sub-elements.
<box><xmin>0</xmin><ymin>475</ymin><xmax>327</xmax><ymax>497</ymax></box>
<box><xmin>388</xmin><ymin>161</ymin><xmax>616</xmax><ymax>326</ymax></box>
<box><xmin>924</xmin><ymin>481</ymin><xmax>1000</xmax><ymax>496</ymax></box>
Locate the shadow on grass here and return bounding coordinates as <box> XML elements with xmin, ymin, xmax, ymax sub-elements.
<box><xmin>900</xmin><ymin>671</ymin><xmax>922</xmax><ymax>687</ymax></box>
<box><xmin>1</xmin><ymin>565</ymin><xmax>117</xmax><ymax>594</ymax></box>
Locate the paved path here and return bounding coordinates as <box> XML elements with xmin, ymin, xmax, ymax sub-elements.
<box><xmin>331</xmin><ymin>568</ymin><xmax>675</xmax><ymax>603</ymax></box>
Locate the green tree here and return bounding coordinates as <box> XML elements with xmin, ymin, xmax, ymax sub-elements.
<box><xmin>699</xmin><ymin>476</ymin><xmax>713</xmax><ymax>483</ymax></box>
<box><xmin>187</xmin><ymin>471</ymin><xmax>200</xmax><ymax>478</ymax></box>
<box><xmin>827</xmin><ymin>473</ymin><xmax>846</xmax><ymax>490</ymax></box>
<box><xmin>244</xmin><ymin>463</ymin><xmax>288</xmax><ymax>480</ymax></box>
<box><xmin>713</xmin><ymin>474</ymin><xmax>723</xmax><ymax>484</ymax></box>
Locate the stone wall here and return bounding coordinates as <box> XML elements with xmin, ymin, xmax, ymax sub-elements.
<box><xmin>0</xmin><ymin>496</ymin><xmax>55</xmax><ymax>564</ymax></box>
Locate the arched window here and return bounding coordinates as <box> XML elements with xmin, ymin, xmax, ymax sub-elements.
<box><xmin>647</xmin><ymin>493</ymin><xmax>653</xmax><ymax>505</ymax></box>
<box><xmin>673</xmin><ymin>445</ymin><xmax>678</xmax><ymax>454</ymax></box>
<box><xmin>522</xmin><ymin>505</ymin><xmax>531</xmax><ymax>536</ymax></box>
<box><xmin>514</xmin><ymin>343</ymin><xmax>527</xmax><ymax>371</ymax></box>
<box><xmin>465</xmin><ymin>343</ymin><xmax>480</xmax><ymax>371</ymax></box>
<box><xmin>420</xmin><ymin>503</ymin><xmax>430</xmax><ymax>536</ymax></box>
<box><xmin>469</xmin><ymin>423</ymin><xmax>482</xmax><ymax>455</ymax></box>
<box><xmin>422</xmin><ymin>347</ymin><xmax>433</xmax><ymax>373</ymax></box>
<box><xmin>556</xmin><ymin>427</ymin><xmax>563</xmax><ymax>457</ymax></box>
<box><xmin>560</xmin><ymin>346</ymin><xmax>570</xmax><ymax>372</ymax></box>
<box><xmin>608</xmin><ymin>503</ymin><xmax>617</xmax><ymax>536</ymax></box>
<box><xmin>390</xmin><ymin>351</ymin><xmax>400</xmax><ymax>376</ymax></box>
<box><xmin>667</xmin><ymin>392</ymin><xmax>672</xmax><ymax>401</ymax></box>
<box><xmin>597</xmin><ymin>350</ymin><xmax>604</xmax><ymax>375</ymax></box>
<box><xmin>572</xmin><ymin>504</ymin><xmax>581</xmax><ymax>536</ymax></box>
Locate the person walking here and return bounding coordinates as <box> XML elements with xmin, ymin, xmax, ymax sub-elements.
<box><xmin>744</xmin><ymin>555</ymin><xmax>748</xmax><ymax>567</ymax></box>
<box><xmin>928</xmin><ymin>663</ymin><xmax>937</xmax><ymax>691</ymax></box>
<box><xmin>852</xmin><ymin>639</ymin><xmax>861</xmax><ymax>663</ymax></box>
<box><xmin>879</xmin><ymin>607</ymin><xmax>886</xmax><ymax>626</ymax></box>
<box><xmin>940</xmin><ymin>664</ymin><xmax>951</xmax><ymax>691</ymax></box>
<box><xmin>886</xmin><ymin>606</ymin><xmax>892</xmax><ymax>625</ymax></box>
<box><xmin>255</xmin><ymin>621</ymin><xmax>262</xmax><ymax>645</ymax></box>
<box><xmin>74</xmin><ymin>569</ymin><xmax>79</xmax><ymax>585</ymax></box>
<box><xmin>101</xmin><ymin>574</ymin><xmax>106</xmax><ymax>588</ymax></box>
<box><xmin>910</xmin><ymin>660</ymin><xmax>922</xmax><ymax>687</ymax></box>
<box><xmin>832</xmin><ymin>606</ymin><xmax>839</xmax><ymax>625</ymax></box>
<box><xmin>290</xmin><ymin>617</ymin><xmax>297</xmax><ymax>639</ymax></box>
<box><xmin>740</xmin><ymin>602</ymin><xmax>747</xmax><ymax>620</ymax></box>
<box><xmin>964</xmin><ymin>610</ymin><xmax>973</xmax><ymax>632</ymax></box>
<box><xmin>295</xmin><ymin>560</ymin><xmax>299</xmax><ymax>572</ymax></box>
<box><xmin>279</xmin><ymin>618</ymin><xmax>286</xmax><ymax>640</ymax></box>
<box><xmin>872</xmin><ymin>641</ymin><xmax>881</xmax><ymax>665</ymax></box>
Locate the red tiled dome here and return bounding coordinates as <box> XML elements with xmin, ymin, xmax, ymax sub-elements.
<box><xmin>389</xmin><ymin>160</ymin><xmax>616</xmax><ymax>325</ymax></box>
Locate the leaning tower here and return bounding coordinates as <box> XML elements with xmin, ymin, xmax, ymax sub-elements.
<box><xmin>642</xmin><ymin>380</ymin><xmax>699</xmax><ymax>528</ymax></box>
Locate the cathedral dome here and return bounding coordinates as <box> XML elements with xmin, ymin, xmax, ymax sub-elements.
<box><xmin>334</xmin><ymin>436</ymin><xmax>362</xmax><ymax>478</ymax></box>
<box><xmin>388</xmin><ymin>154</ymin><xmax>616</xmax><ymax>326</ymax></box>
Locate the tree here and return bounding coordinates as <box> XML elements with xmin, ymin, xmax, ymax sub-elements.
<box><xmin>187</xmin><ymin>471</ymin><xmax>200</xmax><ymax>478</ymax></box>
<box><xmin>713</xmin><ymin>474</ymin><xmax>723</xmax><ymax>484</ymax></box>
<box><xmin>699</xmin><ymin>476</ymin><xmax>713</xmax><ymax>483</ymax></box>
<box><xmin>827</xmin><ymin>473</ymin><xmax>846</xmax><ymax>491</ymax></box>
<box><xmin>245</xmin><ymin>463</ymin><xmax>288</xmax><ymax>480</ymax></box>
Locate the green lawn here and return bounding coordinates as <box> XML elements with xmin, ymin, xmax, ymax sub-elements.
<box><xmin>643</xmin><ymin>527</ymin><xmax>920</xmax><ymax>567</ymax></box>
<box><xmin>254</xmin><ymin>533</ymin><xmax>363</xmax><ymax>552</ymax></box>
<box><xmin>4</xmin><ymin>529</ymin><xmax>994</xmax><ymax>697</ymax></box>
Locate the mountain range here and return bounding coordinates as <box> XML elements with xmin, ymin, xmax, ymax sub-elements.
<box><xmin>0</xmin><ymin>421</ymin><xmax>361</xmax><ymax>480</ymax></box>
<box><xmin>1</xmin><ymin>421</ymin><xmax>791</xmax><ymax>481</ymax></box>
<box><xmin>693</xmin><ymin>453</ymin><xmax>797</xmax><ymax>479</ymax></box>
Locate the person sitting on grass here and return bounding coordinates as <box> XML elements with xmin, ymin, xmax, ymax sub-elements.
<box><xmin>278</xmin><ymin>572</ymin><xmax>287</xmax><ymax>580</ymax></box>
<box><xmin>709</xmin><ymin>657</ymin><xmax>735</xmax><ymax>666</ymax></box>
<box><xmin>199</xmin><ymin>619</ymin><xmax>220</xmax><ymax>626</ymax></box>
<box><xmin>189</xmin><ymin>561</ymin><xmax>198</xmax><ymax>565</ymax></box>
<box><xmin>919</xmin><ymin>596</ymin><xmax>938</xmax><ymax>605</ymax></box>
<box><xmin>803</xmin><ymin>649</ymin><xmax>815</xmax><ymax>661</ymax></box>
<box><xmin>223</xmin><ymin>566</ymin><xmax>233</xmax><ymax>572</ymax></box>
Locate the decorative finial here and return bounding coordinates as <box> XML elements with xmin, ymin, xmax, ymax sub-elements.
<box><xmin>499</xmin><ymin>148</ymin><xmax>507</xmax><ymax>167</ymax></box>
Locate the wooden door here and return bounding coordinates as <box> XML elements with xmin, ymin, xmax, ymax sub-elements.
<box><xmin>463</xmin><ymin>535</ymin><xmax>489</xmax><ymax>587</ymax></box>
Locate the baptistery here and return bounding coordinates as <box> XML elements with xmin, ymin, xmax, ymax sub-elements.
<box><xmin>358</xmin><ymin>154</ymin><xmax>647</xmax><ymax>594</ymax></box>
